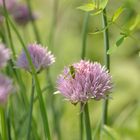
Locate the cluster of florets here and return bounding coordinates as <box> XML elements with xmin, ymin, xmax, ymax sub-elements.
<box><xmin>0</xmin><ymin>0</ymin><xmax>36</xmax><ymax>26</ymax></box>
<box><xmin>57</xmin><ymin>60</ymin><xmax>113</xmax><ymax>104</ymax></box>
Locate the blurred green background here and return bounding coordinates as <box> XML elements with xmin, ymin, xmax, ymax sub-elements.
<box><xmin>3</xmin><ymin>0</ymin><xmax>140</xmax><ymax>140</ymax></box>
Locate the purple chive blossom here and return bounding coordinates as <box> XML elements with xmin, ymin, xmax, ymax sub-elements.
<box><xmin>57</xmin><ymin>60</ymin><xmax>113</xmax><ymax>104</ymax></box>
<box><xmin>0</xmin><ymin>74</ymin><xmax>13</xmax><ymax>104</ymax></box>
<box><xmin>0</xmin><ymin>43</ymin><xmax>10</xmax><ymax>69</ymax></box>
<box><xmin>0</xmin><ymin>0</ymin><xmax>17</xmax><ymax>24</ymax></box>
<box><xmin>0</xmin><ymin>0</ymin><xmax>16</xmax><ymax>12</ymax></box>
<box><xmin>16</xmin><ymin>43</ymin><xmax>55</xmax><ymax>73</ymax></box>
<box><xmin>12</xmin><ymin>4</ymin><xmax>36</xmax><ymax>26</ymax></box>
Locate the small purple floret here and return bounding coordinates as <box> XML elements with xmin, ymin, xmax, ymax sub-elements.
<box><xmin>0</xmin><ymin>74</ymin><xmax>13</xmax><ymax>104</ymax></box>
<box><xmin>16</xmin><ymin>43</ymin><xmax>55</xmax><ymax>73</ymax></box>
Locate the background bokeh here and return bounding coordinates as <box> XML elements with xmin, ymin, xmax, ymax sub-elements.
<box><xmin>1</xmin><ymin>0</ymin><xmax>140</xmax><ymax>140</ymax></box>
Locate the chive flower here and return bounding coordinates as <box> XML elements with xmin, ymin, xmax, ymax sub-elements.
<box><xmin>16</xmin><ymin>43</ymin><xmax>55</xmax><ymax>73</ymax></box>
<box><xmin>0</xmin><ymin>74</ymin><xmax>13</xmax><ymax>104</ymax></box>
<box><xmin>0</xmin><ymin>0</ymin><xmax>16</xmax><ymax>11</ymax></box>
<box><xmin>0</xmin><ymin>43</ymin><xmax>10</xmax><ymax>69</ymax></box>
<box><xmin>12</xmin><ymin>4</ymin><xmax>36</xmax><ymax>26</ymax></box>
<box><xmin>57</xmin><ymin>60</ymin><xmax>113</xmax><ymax>104</ymax></box>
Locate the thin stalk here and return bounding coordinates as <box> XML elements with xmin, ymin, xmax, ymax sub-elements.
<box><xmin>81</xmin><ymin>13</ymin><xmax>89</xmax><ymax>59</ymax></box>
<box><xmin>47</xmin><ymin>70</ymin><xmax>61</xmax><ymax>140</ymax></box>
<box><xmin>10</xmin><ymin>103</ymin><xmax>18</xmax><ymax>140</ymax></box>
<box><xmin>2</xmin><ymin>0</ymin><xmax>16</xmax><ymax>59</ymax></box>
<box><xmin>84</xmin><ymin>103</ymin><xmax>92</xmax><ymax>140</ymax></box>
<box><xmin>47</xmin><ymin>1</ymin><xmax>61</xmax><ymax>139</ymax></box>
<box><xmin>7</xmin><ymin>108</ymin><xmax>12</xmax><ymax>140</ymax></box>
<box><xmin>48</xmin><ymin>0</ymin><xmax>58</xmax><ymax>50</ymax></box>
<box><xmin>80</xmin><ymin>103</ymin><xmax>83</xmax><ymax>140</ymax></box>
<box><xmin>101</xmin><ymin>8</ymin><xmax>110</xmax><ymax>138</ymax></box>
<box><xmin>80</xmin><ymin>12</ymin><xmax>89</xmax><ymax>140</ymax></box>
<box><xmin>26</xmin><ymin>0</ymin><xmax>41</xmax><ymax>43</ymax></box>
<box><xmin>26</xmin><ymin>77</ymin><xmax>35</xmax><ymax>140</ymax></box>
<box><xmin>80</xmin><ymin>13</ymin><xmax>89</xmax><ymax>140</ymax></box>
<box><xmin>0</xmin><ymin>107</ymin><xmax>8</xmax><ymax>140</ymax></box>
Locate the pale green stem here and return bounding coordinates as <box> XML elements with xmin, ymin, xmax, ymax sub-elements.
<box><xmin>101</xmin><ymin>8</ymin><xmax>110</xmax><ymax>139</ymax></box>
<box><xmin>84</xmin><ymin>103</ymin><xmax>92</xmax><ymax>140</ymax></box>
<box><xmin>80</xmin><ymin>12</ymin><xmax>90</xmax><ymax>140</ymax></box>
<box><xmin>26</xmin><ymin>0</ymin><xmax>41</xmax><ymax>43</ymax></box>
<box><xmin>26</xmin><ymin>77</ymin><xmax>35</xmax><ymax>140</ymax></box>
<box><xmin>0</xmin><ymin>107</ymin><xmax>8</xmax><ymax>140</ymax></box>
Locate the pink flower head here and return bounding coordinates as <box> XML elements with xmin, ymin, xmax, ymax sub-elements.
<box><xmin>12</xmin><ymin>4</ymin><xmax>36</xmax><ymax>26</ymax></box>
<box><xmin>16</xmin><ymin>43</ymin><xmax>55</xmax><ymax>73</ymax></box>
<box><xmin>0</xmin><ymin>43</ymin><xmax>10</xmax><ymax>68</ymax></box>
<box><xmin>0</xmin><ymin>74</ymin><xmax>13</xmax><ymax>104</ymax></box>
<box><xmin>0</xmin><ymin>0</ymin><xmax>17</xmax><ymax>24</ymax></box>
<box><xmin>0</xmin><ymin>0</ymin><xmax>16</xmax><ymax>12</ymax></box>
<box><xmin>57</xmin><ymin>60</ymin><xmax>113</xmax><ymax>104</ymax></box>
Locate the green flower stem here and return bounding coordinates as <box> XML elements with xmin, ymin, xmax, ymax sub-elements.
<box><xmin>84</xmin><ymin>103</ymin><xmax>92</xmax><ymax>140</ymax></box>
<box><xmin>80</xmin><ymin>103</ymin><xmax>83</xmax><ymax>140</ymax></box>
<box><xmin>80</xmin><ymin>12</ymin><xmax>90</xmax><ymax>140</ymax></box>
<box><xmin>47</xmin><ymin>1</ymin><xmax>61</xmax><ymax>139</ymax></box>
<box><xmin>102</xmin><ymin>7</ymin><xmax>110</xmax><ymax>128</ymax></box>
<box><xmin>0</xmin><ymin>107</ymin><xmax>8</xmax><ymax>140</ymax></box>
<box><xmin>7</xmin><ymin>108</ymin><xmax>12</xmax><ymax>140</ymax></box>
<box><xmin>2</xmin><ymin>0</ymin><xmax>16</xmax><ymax>59</ymax></box>
<box><xmin>7</xmin><ymin>16</ymin><xmax>51</xmax><ymax>140</ymax></box>
<box><xmin>26</xmin><ymin>77</ymin><xmax>35</xmax><ymax>140</ymax></box>
<box><xmin>26</xmin><ymin>0</ymin><xmax>41</xmax><ymax>43</ymax></box>
<box><xmin>48</xmin><ymin>0</ymin><xmax>59</xmax><ymax>50</ymax></box>
<box><xmin>81</xmin><ymin>12</ymin><xmax>89</xmax><ymax>59</ymax></box>
<box><xmin>47</xmin><ymin>70</ymin><xmax>61</xmax><ymax>140</ymax></box>
<box><xmin>10</xmin><ymin>103</ymin><xmax>18</xmax><ymax>140</ymax></box>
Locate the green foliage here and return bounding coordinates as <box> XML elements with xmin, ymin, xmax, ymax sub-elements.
<box><xmin>102</xmin><ymin>125</ymin><xmax>121</xmax><ymax>140</ymax></box>
<box><xmin>111</xmin><ymin>7</ymin><xmax>125</xmax><ymax>22</ymax></box>
<box><xmin>77</xmin><ymin>3</ymin><xmax>96</xmax><ymax>12</ymax></box>
<box><xmin>116</xmin><ymin>35</ymin><xmax>126</xmax><ymax>47</ymax></box>
<box><xmin>77</xmin><ymin>0</ymin><xmax>108</xmax><ymax>15</ymax></box>
<box><xmin>128</xmin><ymin>15</ymin><xmax>140</xmax><ymax>31</ymax></box>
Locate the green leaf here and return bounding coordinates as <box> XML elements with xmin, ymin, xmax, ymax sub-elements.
<box><xmin>77</xmin><ymin>3</ymin><xmax>96</xmax><ymax>12</ymax></box>
<box><xmin>77</xmin><ymin>0</ymin><xmax>108</xmax><ymax>14</ymax></box>
<box><xmin>129</xmin><ymin>15</ymin><xmax>140</xmax><ymax>31</ymax></box>
<box><xmin>107</xmin><ymin>35</ymin><xmax>127</xmax><ymax>54</ymax></box>
<box><xmin>112</xmin><ymin>7</ymin><xmax>125</xmax><ymax>22</ymax></box>
<box><xmin>103</xmin><ymin>125</ymin><xmax>121</xmax><ymax>140</ymax></box>
<box><xmin>116</xmin><ymin>35</ymin><xmax>126</xmax><ymax>47</ymax></box>
<box><xmin>89</xmin><ymin>23</ymin><xmax>111</xmax><ymax>35</ymax></box>
<box><xmin>107</xmin><ymin>46</ymin><xmax>117</xmax><ymax>54</ymax></box>
<box><xmin>99</xmin><ymin>0</ymin><xmax>109</xmax><ymax>9</ymax></box>
<box><xmin>90</xmin><ymin>9</ymin><xmax>103</xmax><ymax>16</ymax></box>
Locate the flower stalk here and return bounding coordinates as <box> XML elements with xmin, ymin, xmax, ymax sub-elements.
<box><xmin>80</xmin><ymin>12</ymin><xmax>89</xmax><ymax>140</ymax></box>
<box><xmin>101</xmin><ymin>7</ymin><xmax>110</xmax><ymax>132</ymax></box>
<box><xmin>26</xmin><ymin>77</ymin><xmax>35</xmax><ymax>140</ymax></box>
<box><xmin>26</xmin><ymin>0</ymin><xmax>41</xmax><ymax>43</ymax></box>
<box><xmin>0</xmin><ymin>107</ymin><xmax>8</xmax><ymax>140</ymax></box>
<box><xmin>84</xmin><ymin>103</ymin><xmax>92</xmax><ymax>140</ymax></box>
